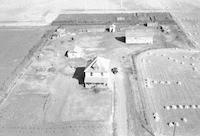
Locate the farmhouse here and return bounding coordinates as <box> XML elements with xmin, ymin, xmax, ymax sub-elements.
<box><xmin>84</xmin><ymin>57</ymin><xmax>110</xmax><ymax>88</ymax></box>
<box><xmin>125</xmin><ymin>26</ymin><xmax>154</xmax><ymax>44</ymax></box>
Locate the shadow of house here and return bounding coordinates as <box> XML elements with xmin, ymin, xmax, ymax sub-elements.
<box><xmin>115</xmin><ymin>36</ymin><xmax>126</xmax><ymax>43</ymax></box>
<box><xmin>73</xmin><ymin>67</ymin><xmax>85</xmax><ymax>85</ymax></box>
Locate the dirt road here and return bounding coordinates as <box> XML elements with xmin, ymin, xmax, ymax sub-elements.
<box><xmin>111</xmin><ymin>60</ymin><xmax>128</xmax><ymax>136</ymax></box>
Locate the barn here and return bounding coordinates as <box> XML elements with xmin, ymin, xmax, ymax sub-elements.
<box><xmin>125</xmin><ymin>26</ymin><xmax>154</xmax><ymax>44</ymax></box>
<box><xmin>84</xmin><ymin>57</ymin><xmax>110</xmax><ymax>88</ymax></box>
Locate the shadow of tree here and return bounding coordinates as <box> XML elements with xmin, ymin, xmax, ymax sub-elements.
<box><xmin>73</xmin><ymin>67</ymin><xmax>85</xmax><ymax>85</ymax></box>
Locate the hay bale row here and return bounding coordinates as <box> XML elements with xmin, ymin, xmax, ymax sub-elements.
<box><xmin>167</xmin><ymin>122</ymin><xmax>179</xmax><ymax>127</ymax></box>
<box><xmin>153</xmin><ymin>112</ymin><xmax>160</xmax><ymax>122</ymax></box>
<box><xmin>151</xmin><ymin>80</ymin><xmax>171</xmax><ymax>85</ymax></box>
<box><xmin>144</xmin><ymin>78</ymin><xmax>152</xmax><ymax>88</ymax></box>
<box><xmin>164</xmin><ymin>104</ymin><xmax>200</xmax><ymax>110</ymax></box>
<box><xmin>167</xmin><ymin>57</ymin><xmax>183</xmax><ymax>64</ymax></box>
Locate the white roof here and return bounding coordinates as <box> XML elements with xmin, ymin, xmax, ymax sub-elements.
<box><xmin>84</xmin><ymin>57</ymin><xmax>110</xmax><ymax>73</ymax></box>
<box><xmin>126</xmin><ymin>26</ymin><xmax>154</xmax><ymax>37</ymax></box>
<box><xmin>74</xmin><ymin>46</ymin><xmax>83</xmax><ymax>53</ymax></box>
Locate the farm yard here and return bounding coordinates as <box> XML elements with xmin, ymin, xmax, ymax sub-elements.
<box><xmin>0</xmin><ymin>12</ymin><xmax>198</xmax><ymax>136</ymax></box>
<box><xmin>135</xmin><ymin>48</ymin><xmax>200</xmax><ymax>136</ymax></box>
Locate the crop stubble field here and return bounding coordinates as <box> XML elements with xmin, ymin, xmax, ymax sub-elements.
<box><xmin>135</xmin><ymin>49</ymin><xmax>200</xmax><ymax>136</ymax></box>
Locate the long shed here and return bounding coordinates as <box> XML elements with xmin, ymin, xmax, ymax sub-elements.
<box><xmin>125</xmin><ymin>26</ymin><xmax>154</xmax><ymax>44</ymax></box>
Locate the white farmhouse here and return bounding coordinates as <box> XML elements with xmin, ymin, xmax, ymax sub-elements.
<box><xmin>125</xmin><ymin>26</ymin><xmax>154</xmax><ymax>44</ymax></box>
<box><xmin>84</xmin><ymin>57</ymin><xmax>110</xmax><ymax>88</ymax></box>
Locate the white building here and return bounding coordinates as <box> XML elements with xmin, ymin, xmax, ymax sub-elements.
<box><xmin>147</xmin><ymin>22</ymin><xmax>158</xmax><ymax>28</ymax></box>
<box><xmin>65</xmin><ymin>46</ymin><xmax>84</xmax><ymax>58</ymax></box>
<box><xmin>109</xmin><ymin>24</ymin><xmax>116</xmax><ymax>32</ymax></box>
<box><xmin>125</xmin><ymin>26</ymin><xmax>154</xmax><ymax>44</ymax></box>
<box><xmin>56</xmin><ymin>28</ymin><xmax>66</xmax><ymax>37</ymax></box>
<box><xmin>84</xmin><ymin>57</ymin><xmax>110</xmax><ymax>88</ymax></box>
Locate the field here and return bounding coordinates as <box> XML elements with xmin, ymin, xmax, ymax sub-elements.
<box><xmin>0</xmin><ymin>28</ymin><xmax>46</xmax><ymax>96</ymax></box>
<box><xmin>135</xmin><ymin>48</ymin><xmax>200</xmax><ymax>136</ymax></box>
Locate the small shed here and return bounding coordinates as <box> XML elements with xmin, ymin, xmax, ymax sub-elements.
<box><xmin>84</xmin><ymin>57</ymin><xmax>110</xmax><ymax>88</ymax></box>
<box><xmin>65</xmin><ymin>46</ymin><xmax>84</xmax><ymax>58</ymax></box>
<box><xmin>125</xmin><ymin>26</ymin><xmax>154</xmax><ymax>44</ymax></box>
<box><xmin>56</xmin><ymin>28</ymin><xmax>66</xmax><ymax>37</ymax></box>
<box><xmin>147</xmin><ymin>22</ymin><xmax>159</xmax><ymax>28</ymax></box>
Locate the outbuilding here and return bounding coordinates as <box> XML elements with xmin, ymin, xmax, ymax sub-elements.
<box><xmin>84</xmin><ymin>57</ymin><xmax>110</xmax><ymax>88</ymax></box>
<box><xmin>125</xmin><ymin>26</ymin><xmax>154</xmax><ymax>44</ymax></box>
<box><xmin>65</xmin><ymin>46</ymin><xmax>84</xmax><ymax>58</ymax></box>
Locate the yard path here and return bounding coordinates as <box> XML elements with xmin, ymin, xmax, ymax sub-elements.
<box><xmin>112</xmin><ymin>60</ymin><xmax>129</xmax><ymax>136</ymax></box>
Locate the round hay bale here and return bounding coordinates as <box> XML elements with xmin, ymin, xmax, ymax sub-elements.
<box><xmin>181</xmin><ymin>117</ymin><xmax>187</xmax><ymax>123</ymax></box>
<box><xmin>164</xmin><ymin>106</ymin><xmax>170</xmax><ymax>110</ymax></box>
<box><xmin>179</xmin><ymin>105</ymin><xmax>184</xmax><ymax>109</ymax></box>
<box><xmin>184</xmin><ymin>105</ymin><xmax>189</xmax><ymax>109</ymax></box>
<box><xmin>171</xmin><ymin>105</ymin><xmax>177</xmax><ymax>109</ymax></box>
<box><xmin>189</xmin><ymin>105</ymin><xmax>193</xmax><ymax>108</ymax></box>
<box><xmin>168</xmin><ymin>57</ymin><xmax>172</xmax><ymax>60</ymax></box>
<box><xmin>175</xmin><ymin>122</ymin><xmax>180</xmax><ymax>127</ymax></box>
<box><xmin>145</xmin><ymin>82</ymin><xmax>152</xmax><ymax>88</ymax></box>
<box><xmin>173</xmin><ymin>59</ymin><xmax>178</xmax><ymax>62</ymax></box>
<box><xmin>152</xmin><ymin>80</ymin><xmax>158</xmax><ymax>84</ymax></box>
<box><xmin>192</xmin><ymin>105</ymin><xmax>197</xmax><ymax>109</ymax></box>
<box><xmin>165</xmin><ymin>81</ymin><xmax>171</xmax><ymax>84</ymax></box>
<box><xmin>192</xmin><ymin>67</ymin><xmax>198</xmax><ymax>71</ymax></box>
<box><xmin>168</xmin><ymin>122</ymin><xmax>174</xmax><ymax>127</ymax></box>
<box><xmin>180</xmin><ymin>62</ymin><xmax>185</xmax><ymax>65</ymax></box>
<box><xmin>159</xmin><ymin>81</ymin><xmax>165</xmax><ymax>84</ymax></box>
<box><xmin>176</xmin><ymin>81</ymin><xmax>182</xmax><ymax>85</ymax></box>
<box><xmin>190</xmin><ymin>63</ymin><xmax>195</xmax><ymax>66</ymax></box>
